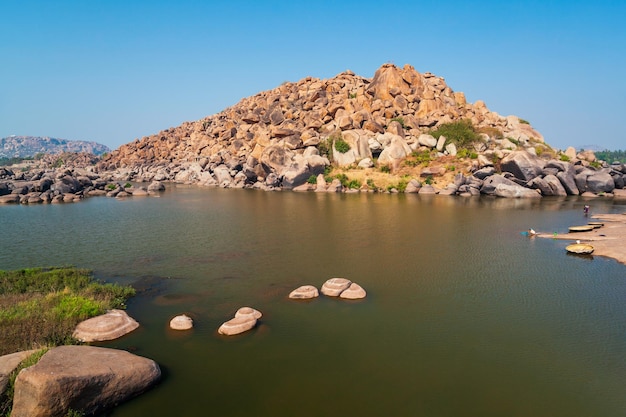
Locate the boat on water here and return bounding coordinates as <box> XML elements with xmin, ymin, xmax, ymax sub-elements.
<box><xmin>569</xmin><ymin>225</ymin><xmax>595</xmax><ymax>232</ymax></box>
<box><xmin>566</xmin><ymin>243</ymin><xmax>594</xmax><ymax>254</ymax></box>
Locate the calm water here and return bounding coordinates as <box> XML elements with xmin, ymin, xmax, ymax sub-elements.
<box><xmin>2</xmin><ymin>187</ymin><xmax>626</xmax><ymax>417</ymax></box>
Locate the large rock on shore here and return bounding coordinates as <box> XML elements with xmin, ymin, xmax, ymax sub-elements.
<box><xmin>0</xmin><ymin>350</ymin><xmax>38</xmax><ymax>395</ymax></box>
<box><xmin>11</xmin><ymin>346</ymin><xmax>161</xmax><ymax>417</ymax></box>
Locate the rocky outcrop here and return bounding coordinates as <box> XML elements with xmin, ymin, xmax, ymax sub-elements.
<box><xmin>0</xmin><ymin>165</ymin><xmax>166</xmax><ymax>205</ymax></box>
<box><xmin>11</xmin><ymin>346</ymin><xmax>160</xmax><ymax>417</ymax></box>
<box><xmin>3</xmin><ymin>64</ymin><xmax>624</xmax><ymax>199</ymax></box>
<box><xmin>96</xmin><ymin>64</ymin><xmax>550</xmax><ymax>192</ymax></box>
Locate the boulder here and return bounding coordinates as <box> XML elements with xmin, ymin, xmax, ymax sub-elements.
<box><xmin>0</xmin><ymin>350</ymin><xmax>38</xmax><ymax>395</ymax></box>
<box><xmin>169</xmin><ymin>314</ymin><xmax>193</xmax><ymax>330</ymax></box>
<box><xmin>339</xmin><ymin>283</ymin><xmax>367</xmax><ymax>299</ymax></box>
<box><xmin>147</xmin><ymin>181</ymin><xmax>165</xmax><ymax>192</ymax></box>
<box><xmin>320</xmin><ymin>278</ymin><xmax>352</xmax><ymax>297</ymax></box>
<box><xmin>529</xmin><ymin>175</ymin><xmax>567</xmax><ymax>196</ymax></box>
<box><xmin>73</xmin><ymin>309</ymin><xmax>139</xmax><ymax>342</ymax></box>
<box><xmin>234</xmin><ymin>307</ymin><xmax>262</xmax><ymax>320</ymax></box>
<box><xmin>556</xmin><ymin>164</ymin><xmax>579</xmax><ymax>195</ymax></box>
<box><xmin>11</xmin><ymin>346</ymin><xmax>161</xmax><ymax>417</ymax></box>
<box><xmin>218</xmin><ymin>316</ymin><xmax>257</xmax><ymax>336</ymax></box>
<box><xmin>481</xmin><ymin>174</ymin><xmax>541</xmax><ymax>198</ymax></box>
<box><xmin>500</xmin><ymin>151</ymin><xmax>546</xmax><ymax>182</ymax></box>
<box><xmin>586</xmin><ymin>171</ymin><xmax>615</xmax><ymax>193</ymax></box>
<box><xmin>289</xmin><ymin>285</ymin><xmax>319</xmax><ymax>299</ymax></box>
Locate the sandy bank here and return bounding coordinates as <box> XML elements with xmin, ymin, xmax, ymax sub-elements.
<box><xmin>536</xmin><ymin>213</ymin><xmax>626</xmax><ymax>265</ymax></box>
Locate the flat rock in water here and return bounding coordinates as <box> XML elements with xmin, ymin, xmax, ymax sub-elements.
<box><xmin>218</xmin><ymin>316</ymin><xmax>257</xmax><ymax>336</ymax></box>
<box><xmin>169</xmin><ymin>314</ymin><xmax>193</xmax><ymax>330</ymax></box>
<box><xmin>11</xmin><ymin>345</ymin><xmax>161</xmax><ymax>417</ymax></box>
<box><xmin>73</xmin><ymin>309</ymin><xmax>139</xmax><ymax>342</ymax></box>
<box><xmin>289</xmin><ymin>285</ymin><xmax>319</xmax><ymax>299</ymax></box>
<box><xmin>321</xmin><ymin>278</ymin><xmax>352</xmax><ymax>297</ymax></box>
<box><xmin>234</xmin><ymin>307</ymin><xmax>262</xmax><ymax>320</ymax></box>
<box><xmin>339</xmin><ymin>282</ymin><xmax>367</xmax><ymax>299</ymax></box>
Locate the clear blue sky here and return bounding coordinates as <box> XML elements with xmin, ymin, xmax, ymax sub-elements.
<box><xmin>1</xmin><ymin>0</ymin><xmax>625</xmax><ymax>151</ymax></box>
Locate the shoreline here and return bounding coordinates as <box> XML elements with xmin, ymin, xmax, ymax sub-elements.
<box><xmin>536</xmin><ymin>213</ymin><xmax>626</xmax><ymax>265</ymax></box>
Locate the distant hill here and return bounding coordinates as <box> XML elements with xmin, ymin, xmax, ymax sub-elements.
<box><xmin>0</xmin><ymin>136</ymin><xmax>110</xmax><ymax>158</ymax></box>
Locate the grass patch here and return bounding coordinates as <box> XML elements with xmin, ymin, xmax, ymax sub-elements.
<box><xmin>333</xmin><ymin>136</ymin><xmax>351</xmax><ymax>154</ymax></box>
<box><xmin>429</xmin><ymin>120</ymin><xmax>481</xmax><ymax>150</ymax></box>
<box><xmin>0</xmin><ymin>267</ymin><xmax>135</xmax><ymax>356</ymax></box>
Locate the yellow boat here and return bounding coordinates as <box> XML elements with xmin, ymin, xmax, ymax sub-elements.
<box><xmin>566</xmin><ymin>243</ymin><xmax>594</xmax><ymax>254</ymax></box>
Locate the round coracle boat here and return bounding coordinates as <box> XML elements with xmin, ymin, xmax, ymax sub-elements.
<box><xmin>568</xmin><ymin>225</ymin><xmax>594</xmax><ymax>232</ymax></box>
<box><xmin>566</xmin><ymin>243</ymin><xmax>594</xmax><ymax>254</ymax></box>
<box><xmin>587</xmin><ymin>222</ymin><xmax>604</xmax><ymax>228</ymax></box>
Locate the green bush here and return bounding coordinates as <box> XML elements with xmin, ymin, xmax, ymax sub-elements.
<box><xmin>429</xmin><ymin>120</ymin><xmax>481</xmax><ymax>149</ymax></box>
<box><xmin>307</xmin><ymin>175</ymin><xmax>317</xmax><ymax>184</ymax></box>
<box><xmin>334</xmin><ymin>136</ymin><xmax>351</xmax><ymax>154</ymax></box>
<box><xmin>559</xmin><ymin>154</ymin><xmax>570</xmax><ymax>162</ymax></box>
<box><xmin>411</xmin><ymin>150</ymin><xmax>433</xmax><ymax>165</ymax></box>
<box><xmin>519</xmin><ymin>118</ymin><xmax>530</xmax><ymax>124</ymax></box>
<box><xmin>347</xmin><ymin>179</ymin><xmax>361</xmax><ymax>189</ymax></box>
<box><xmin>379</xmin><ymin>165</ymin><xmax>391</xmax><ymax>173</ymax></box>
<box><xmin>390</xmin><ymin>117</ymin><xmax>406</xmax><ymax>128</ymax></box>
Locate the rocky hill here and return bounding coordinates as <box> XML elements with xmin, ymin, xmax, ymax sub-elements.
<box><xmin>0</xmin><ymin>136</ymin><xmax>110</xmax><ymax>159</ymax></box>
<box><xmin>2</xmin><ymin>63</ymin><xmax>624</xmax><ymax>205</ymax></box>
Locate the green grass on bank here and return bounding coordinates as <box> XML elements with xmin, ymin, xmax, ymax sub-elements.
<box><xmin>0</xmin><ymin>267</ymin><xmax>135</xmax><ymax>356</ymax></box>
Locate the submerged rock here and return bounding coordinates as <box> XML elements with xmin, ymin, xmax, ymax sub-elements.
<box><xmin>320</xmin><ymin>278</ymin><xmax>352</xmax><ymax>297</ymax></box>
<box><xmin>339</xmin><ymin>283</ymin><xmax>367</xmax><ymax>299</ymax></box>
<box><xmin>169</xmin><ymin>314</ymin><xmax>193</xmax><ymax>330</ymax></box>
<box><xmin>289</xmin><ymin>285</ymin><xmax>319</xmax><ymax>299</ymax></box>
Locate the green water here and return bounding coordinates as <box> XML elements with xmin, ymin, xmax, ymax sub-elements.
<box><xmin>1</xmin><ymin>187</ymin><xmax>626</xmax><ymax>416</ymax></box>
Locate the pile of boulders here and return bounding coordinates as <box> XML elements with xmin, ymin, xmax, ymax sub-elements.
<box><xmin>0</xmin><ymin>165</ymin><xmax>166</xmax><ymax>205</ymax></box>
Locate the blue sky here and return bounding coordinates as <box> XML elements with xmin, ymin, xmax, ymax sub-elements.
<box><xmin>1</xmin><ymin>0</ymin><xmax>625</xmax><ymax>151</ymax></box>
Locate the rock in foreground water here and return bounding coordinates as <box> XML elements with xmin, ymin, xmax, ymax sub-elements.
<box><xmin>73</xmin><ymin>309</ymin><xmax>139</xmax><ymax>342</ymax></box>
<box><xmin>169</xmin><ymin>314</ymin><xmax>193</xmax><ymax>330</ymax></box>
<box><xmin>289</xmin><ymin>285</ymin><xmax>319</xmax><ymax>299</ymax></box>
<box><xmin>320</xmin><ymin>278</ymin><xmax>352</xmax><ymax>296</ymax></box>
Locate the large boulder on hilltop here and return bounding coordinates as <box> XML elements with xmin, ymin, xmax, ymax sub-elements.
<box><xmin>11</xmin><ymin>346</ymin><xmax>161</xmax><ymax>417</ymax></box>
<box><xmin>500</xmin><ymin>151</ymin><xmax>546</xmax><ymax>182</ymax></box>
<box><xmin>365</xmin><ymin>63</ymin><xmax>416</xmax><ymax>100</ymax></box>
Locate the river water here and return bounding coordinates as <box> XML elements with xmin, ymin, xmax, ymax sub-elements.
<box><xmin>1</xmin><ymin>186</ymin><xmax>626</xmax><ymax>417</ymax></box>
